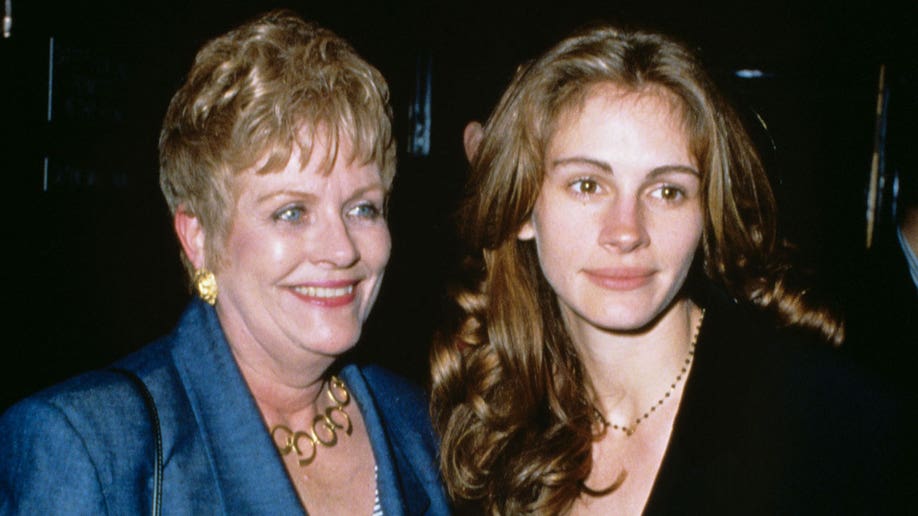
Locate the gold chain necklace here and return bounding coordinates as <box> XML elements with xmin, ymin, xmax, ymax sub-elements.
<box><xmin>269</xmin><ymin>375</ymin><xmax>352</xmax><ymax>467</ymax></box>
<box><xmin>593</xmin><ymin>309</ymin><xmax>705</xmax><ymax>437</ymax></box>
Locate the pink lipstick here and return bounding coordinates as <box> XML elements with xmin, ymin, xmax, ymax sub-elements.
<box><xmin>583</xmin><ymin>268</ymin><xmax>655</xmax><ymax>291</ymax></box>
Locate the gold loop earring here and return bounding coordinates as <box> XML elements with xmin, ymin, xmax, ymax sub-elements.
<box><xmin>193</xmin><ymin>269</ymin><xmax>218</xmax><ymax>305</ymax></box>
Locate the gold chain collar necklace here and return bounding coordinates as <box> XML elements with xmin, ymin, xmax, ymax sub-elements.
<box><xmin>592</xmin><ymin>309</ymin><xmax>705</xmax><ymax>437</ymax></box>
<box><xmin>269</xmin><ymin>375</ymin><xmax>352</xmax><ymax>467</ymax></box>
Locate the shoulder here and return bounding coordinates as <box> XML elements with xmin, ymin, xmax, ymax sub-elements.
<box><xmin>0</xmin><ymin>300</ymin><xmax>225</xmax><ymax>513</ymax></box>
<box><xmin>2</xmin><ymin>364</ymin><xmax>161</xmax><ymax>427</ymax></box>
<box><xmin>0</xmin><ymin>392</ymin><xmax>102</xmax><ymax>512</ymax></box>
<box><xmin>1</xmin><ymin>300</ymin><xmax>213</xmax><ymax>440</ymax></box>
<box><xmin>0</xmin><ymin>369</ymin><xmax>158</xmax><ymax>513</ymax></box>
<box><xmin>761</xmin><ymin>333</ymin><xmax>909</xmax><ymax>512</ymax></box>
<box><xmin>697</xmin><ymin>288</ymin><xmax>910</xmax><ymax>511</ymax></box>
<box><xmin>703</xmin><ymin>289</ymin><xmax>899</xmax><ymax>424</ymax></box>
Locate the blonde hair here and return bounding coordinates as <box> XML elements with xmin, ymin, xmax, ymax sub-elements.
<box><xmin>159</xmin><ymin>9</ymin><xmax>395</xmax><ymax>276</ymax></box>
<box><xmin>431</xmin><ymin>24</ymin><xmax>842</xmax><ymax>514</ymax></box>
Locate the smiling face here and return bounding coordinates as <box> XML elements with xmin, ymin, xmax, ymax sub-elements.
<box><xmin>209</xmin><ymin>136</ymin><xmax>391</xmax><ymax>363</ymax></box>
<box><xmin>518</xmin><ymin>84</ymin><xmax>703</xmax><ymax>337</ymax></box>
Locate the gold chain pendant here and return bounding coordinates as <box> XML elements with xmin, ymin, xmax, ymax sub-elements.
<box><xmin>270</xmin><ymin>376</ymin><xmax>353</xmax><ymax>467</ymax></box>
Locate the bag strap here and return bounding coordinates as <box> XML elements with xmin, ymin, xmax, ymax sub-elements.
<box><xmin>110</xmin><ymin>368</ymin><xmax>163</xmax><ymax>516</ymax></box>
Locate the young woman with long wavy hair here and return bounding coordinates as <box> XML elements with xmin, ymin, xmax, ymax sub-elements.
<box><xmin>431</xmin><ymin>25</ymin><xmax>902</xmax><ymax>515</ymax></box>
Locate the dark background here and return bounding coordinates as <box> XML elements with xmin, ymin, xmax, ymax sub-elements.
<box><xmin>1</xmin><ymin>0</ymin><xmax>914</xmax><ymax>410</ymax></box>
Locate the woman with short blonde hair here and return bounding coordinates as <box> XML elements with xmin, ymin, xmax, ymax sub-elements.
<box><xmin>1</xmin><ymin>11</ymin><xmax>449</xmax><ymax>514</ymax></box>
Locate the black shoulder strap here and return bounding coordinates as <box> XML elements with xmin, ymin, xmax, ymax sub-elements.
<box><xmin>110</xmin><ymin>368</ymin><xmax>163</xmax><ymax>516</ymax></box>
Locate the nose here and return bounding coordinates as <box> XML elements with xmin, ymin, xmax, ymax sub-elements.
<box><xmin>310</xmin><ymin>213</ymin><xmax>360</xmax><ymax>268</ymax></box>
<box><xmin>598</xmin><ymin>196</ymin><xmax>649</xmax><ymax>252</ymax></box>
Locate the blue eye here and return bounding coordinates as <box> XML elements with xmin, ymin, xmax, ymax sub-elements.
<box><xmin>348</xmin><ymin>202</ymin><xmax>382</xmax><ymax>220</ymax></box>
<box><xmin>273</xmin><ymin>205</ymin><xmax>305</xmax><ymax>223</ymax></box>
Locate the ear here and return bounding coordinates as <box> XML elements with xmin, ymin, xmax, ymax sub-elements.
<box><xmin>517</xmin><ymin>218</ymin><xmax>535</xmax><ymax>241</ymax></box>
<box><xmin>462</xmin><ymin>121</ymin><xmax>484</xmax><ymax>163</ymax></box>
<box><xmin>174</xmin><ymin>206</ymin><xmax>207</xmax><ymax>270</ymax></box>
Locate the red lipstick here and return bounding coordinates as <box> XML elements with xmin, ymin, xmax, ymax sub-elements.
<box><xmin>288</xmin><ymin>280</ymin><xmax>358</xmax><ymax>307</ymax></box>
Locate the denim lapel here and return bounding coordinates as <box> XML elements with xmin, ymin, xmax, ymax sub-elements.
<box><xmin>170</xmin><ymin>300</ymin><xmax>304</xmax><ymax>514</ymax></box>
<box><xmin>340</xmin><ymin>364</ymin><xmax>431</xmax><ymax>516</ymax></box>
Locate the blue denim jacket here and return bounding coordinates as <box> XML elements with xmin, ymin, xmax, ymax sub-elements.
<box><xmin>0</xmin><ymin>299</ymin><xmax>450</xmax><ymax>515</ymax></box>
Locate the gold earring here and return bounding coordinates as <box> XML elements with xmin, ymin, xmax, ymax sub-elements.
<box><xmin>193</xmin><ymin>269</ymin><xmax>218</xmax><ymax>305</ymax></box>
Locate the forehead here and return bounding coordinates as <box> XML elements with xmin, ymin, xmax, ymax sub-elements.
<box><xmin>548</xmin><ymin>83</ymin><xmax>692</xmax><ymax>161</ymax></box>
<box><xmin>555</xmin><ymin>82</ymin><xmax>685</xmax><ymax>133</ymax></box>
<box><xmin>232</xmin><ymin>138</ymin><xmax>383</xmax><ymax>199</ymax></box>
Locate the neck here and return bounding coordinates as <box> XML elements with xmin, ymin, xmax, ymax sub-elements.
<box><xmin>572</xmin><ymin>299</ymin><xmax>703</xmax><ymax>429</ymax></box>
<box><xmin>215</xmin><ymin>304</ymin><xmax>335</xmax><ymax>420</ymax></box>
<box><xmin>236</xmin><ymin>358</ymin><xmax>331</xmax><ymax>420</ymax></box>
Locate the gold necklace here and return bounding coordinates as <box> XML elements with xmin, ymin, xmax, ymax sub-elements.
<box><xmin>593</xmin><ymin>309</ymin><xmax>705</xmax><ymax>437</ymax></box>
<box><xmin>269</xmin><ymin>375</ymin><xmax>352</xmax><ymax>467</ymax></box>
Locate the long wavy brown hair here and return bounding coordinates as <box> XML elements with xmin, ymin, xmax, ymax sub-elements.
<box><xmin>430</xmin><ymin>25</ymin><xmax>843</xmax><ymax>515</ymax></box>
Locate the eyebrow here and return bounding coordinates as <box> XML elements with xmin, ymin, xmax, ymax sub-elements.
<box><xmin>550</xmin><ymin>157</ymin><xmax>700</xmax><ymax>178</ymax></box>
<box><xmin>551</xmin><ymin>157</ymin><xmax>612</xmax><ymax>172</ymax></box>
<box><xmin>256</xmin><ymin>190</ymin><xmax>319</xmax><ymax>204</ymax></box>
<box><xmin>255</xmin><ymin>183</ymin><xmax>386</xmax><ymax>205</ymax></box>
<box><xmin>346</xmin><ymin>183</ymin><xmax>388</xmax><ymax>203</ymax></box>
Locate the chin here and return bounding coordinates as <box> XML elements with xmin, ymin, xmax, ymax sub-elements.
<box><xmin>297</xmin><ymin>324</ymin><xmax>363</xmax><ymax>354</ymax></box>
<box><xmin>592</xmin><ymin>302</ymin><xmax>673</xmax><ymax>333</ymax></box>
<box><xmin>308</xmin><ymin>339</ymin><xmax>360</xmax><ymax>358</ymax></box>
<box><xmin>599</xmin><ymin>316</ymin><xmax>658</xmax><ymax>334</ymax></box>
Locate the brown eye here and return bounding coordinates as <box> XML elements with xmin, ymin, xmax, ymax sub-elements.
<box><xmin>571</xmin><ymin>178</ymin><xmax>600</xmax><ymax>195</ymax></box>
<box><xmin>652</xmin><ymin>185</ymin><xmax>685</xmax><ymax>202</ymax></box>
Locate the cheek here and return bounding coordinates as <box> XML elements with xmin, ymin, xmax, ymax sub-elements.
<box><xmin>662</xmin><ymin>213</ymin><xmax>704</xmax><ymax>267</ymax></box>
<box><xmin>531</xmin><ymin>220</ymin><xmax>572</xmax><ymax>285</ymax></box>
<box><xmin>226</xmin><ymin>224</ymin><xmax>294</xmax><ymax>271</ymax></box>
<box><xmin>358</xmin><ymin>227</ymin><xmax>392</xmax><ymax>273</ymax></box>
<box><xmin>534</xmin><ymin>236</ymin><xmax>565</xmax><ymax>273</ymax></box>
<box><xmin>532</xmin><ymin>206</ymin><xmax>589</xmax><ymax>261</ymax></box>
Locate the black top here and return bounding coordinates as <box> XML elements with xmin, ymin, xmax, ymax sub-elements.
<box><xmin>844</xmin><ymin>227</ymin><xmax>918</xmax><ymax>397</ymax></box>
<box><xmin>643</xmin><ymin>288</ymin><xmax>910</xmax><ymax>515</ymax></box>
